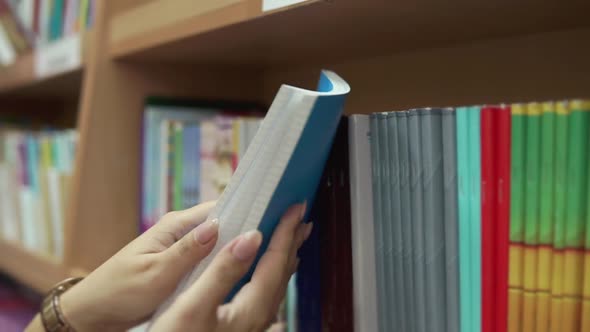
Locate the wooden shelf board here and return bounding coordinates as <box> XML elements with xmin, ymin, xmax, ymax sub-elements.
<box><xmin>109</xmin><ymin>0</ymin><xmax>590</xmax><ymax>65</ymax></box>
<box><xmin>0</xmin><ymin>30</ymin><xmax>94</xmax><ymax>98</ymax></box>
<box><xmin>0</xmin><ymin>239</ymin><xmax>80</xmax><ymax>293</ymax></box>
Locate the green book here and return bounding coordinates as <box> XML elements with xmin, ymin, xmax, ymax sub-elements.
<box><xmin>535</xmin><ymin>102</ymin><xmax>556</xmax><ymax>330</ymax></box>
<box><xmin>522</xmin><ymin>103</ymin><xmax>542</xmax><ymax>331</ymax></box>
<box><xmin>562</xmin><ymin>100</ymin><xmax>590</xmax><ymax>327</ymax></box>
<box><xmin>549</xmin><ymin>101</ymin><xmax>570</xmax><ymax>331</ymax></box>
<box><xmin>509</xmin><ymin>104</ymin><xmax>526</xmax><ymax>322</ymax></box>
<box><xmin>173</xmin><ymin>122</ymin><xmax>184</xmax><ymax>210</ymax></box>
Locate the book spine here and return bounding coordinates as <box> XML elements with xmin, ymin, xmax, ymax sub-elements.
<box><xmin>456</xmin><ymin>107</ymin><xmax>472</xmax><ymax>332</ymax></box>
<box><xmin>348</xmin><ymin>115</ymin><xmax>378</xmax><ymax>332</ymax></box>
<box><xmin>420</xmin><ymin>108</ymin><xmax>446</xmax><ymax>332</ymax></box>
<box><xmin>468</xmin><ymin>106</ymin><xmax>482</xmax><ymax>332</ymax></box>
<box><xmin>408</xmin><ymin>110</ymin><xmax>427</xmax><ymax>332</ymax></box>
<box><xmin>562</xmin><ymin>100</ymin><xmax>590</xmax><ymax>332</ymax></box>
<box><xmin>549</xmin><ymin>101</ymin><xmax>570</xmax><ymax>331</ymax></box>
<box><xmin>509</xmin><ymin>104</ymin><xmax>526</xmax><ymax>332</ymax></box>
<box><xmin>369</xmin><ymin>114</ymin><xmax>386</xmax><ymax>332</ymax></box>
<box><xmin>379</xmin><ymin>113</ymin><xmax>397</xmax><ymax>332</ymax></box>
<box><xmin>535</xmin><ymin>102</ymin><xmax>556</xmax><ymax>332</ymax></box>
<box><xmin>582</xmin><ymin>104</ymin><xmax>590</xmax><ymax>331</ymax></box>
<box><xmin>442</xmin><ymin>108</ymin><xmax>460</xmax><ymax>332</ymax></box>
<box><xmin>397</xmin><ymin>111</ymin><xmax>416</xmax><ymax>332</ymax></box>
<box><xmin>173</xmin><ymin>122</ymin><xmax>183</xmax><ymax>211</ymax></box>
<box><xmin>522</xmin><ymin>103</ymin><xmax>541</xmax><ymax>332</ymax></box>
<box><xmin>481</xmin><ymin>105</ymin><xmax>497</xmax><ymax>332</ymax></box>
<box><xmin>49</xmin><ymin>0</ymin><xmax>63</xmax><ymax>41</ymax></box>
<box><xmin>496</xmin><ymin>105</ymin><xmax>511</xmax><ymax>332</ymax></box>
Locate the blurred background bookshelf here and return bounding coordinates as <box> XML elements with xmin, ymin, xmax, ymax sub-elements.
<box><xmin>0</xmin><ymin>0</ymin><xmax>588</xmax><ymax>330</ymax></box>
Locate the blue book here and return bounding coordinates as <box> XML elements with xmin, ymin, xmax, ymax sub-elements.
<box><xmin>181</xmin><ymin>124</ymin><xmax>200</xmax><ymax>208</ymax></box>
<box><xmin>151</xmin><ymin>70</ymin><xmax>350</xmax><ymax>320</ymax></box>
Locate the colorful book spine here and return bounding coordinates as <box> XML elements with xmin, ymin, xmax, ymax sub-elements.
<box><xmin>522</xmin><ymin>102</ymin><xmax>541</xmax><ymax>332</ymax></box>
<box><xmin>468</xmin><ymin>106</ymin><xmax>482</xmax><ymax>332</ymax></box>
<box><xmin>481</xmin><ymin>105</ymin><xmax>497</xmax><ymax>332</ymax></box>
<box><xmin>496</xmin><ymin>105</ymin><xmax>511</xmax><ymax>332</ymax></box>
<box><xmin>582</xmin><ymin>111</ymin><xmax>590</xmax><ymax>331</ymax></box>
<box><xmin>535</xmin><ymin>102</ymin><xmax>556</xmax><ymax>332</ymax></box>
<box><xmin>173</xmin><ymin>122</ymin><xmax>183</xmax><ymax>211</ymax></box>
<box><xmin>456</xmin><ymin>107</ymin><xmax>472</xmax><ymax>332</ymax></box>
<box><xmin>549</xmin><ymin>101</ymin><xmax>570</xmax><ymax>332</ymax></box>
<box><xmin>562</xmin><ymin>100</ymin><xmax>590</xmax><ymax>332</ymax></box>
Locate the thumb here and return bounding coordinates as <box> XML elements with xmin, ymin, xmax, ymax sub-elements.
<box><xmin>164</xmin><ymin>218</ymin><xmax>219</xmax><ymax>273</ymax></box>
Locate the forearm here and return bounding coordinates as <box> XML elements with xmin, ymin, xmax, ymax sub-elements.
<box><xmin>25</xmin><ymin>314</ymin><xmax>44</xmax><ymax>332</ymax></box>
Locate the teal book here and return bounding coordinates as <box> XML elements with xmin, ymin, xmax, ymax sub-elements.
<box><xmin>456</xmin><ymin>106</ymin><xmax>472</xmax><ymax>332</ymax></box>
<box><xmin>49</xmin><ymin>0</ymin><xmax>64</xmax><ymax>41</ymax></box>
<box><xmin>151</xmin><ymin>71</ymin><xmax>350</xmax><ymax>320</ymax></box>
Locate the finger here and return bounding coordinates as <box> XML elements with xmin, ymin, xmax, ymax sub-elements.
<box><xmin>170</xmin><ymin>230</ymin><xmax>263</xmax><ymax>322</ymax></box>
<box><xmin>230</xmin><ymin>203</ymin><xmax>306</xmax><ymax>318</ymax></box>
<box><xmin>148</xmin><ymin>201</ymin><xmax>216</xmax><ymax>248</ymax></box>
<box><xmin>164</xmin><ymin>218</ymin><xmax>219</xmax><ymax>270</ymax></box>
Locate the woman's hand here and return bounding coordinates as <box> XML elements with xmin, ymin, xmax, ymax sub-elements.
<box><xmin>150</xmin><ymin>202</ymin><xmax>311</xmax><ymax>332</ymax></box>
<box><xmin>52</xmin><ymin>201</ymin><xmax>311</xmax><ymax>332</ymax></box>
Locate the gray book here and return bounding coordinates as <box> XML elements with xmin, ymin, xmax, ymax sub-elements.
<box><xmin>442</xmin><ymin>108</ymin><xmax>460</xmax><ymax>332</ymax></box>
<box><xmin>348</xmin><ymin>115</ymin><xmax>379</xmax><ymax>332</ymax></box>
<box><xmin>409</xmin><ymin>110</ymin><xmax>427</xmax><ymax>332</ymax></box>
<box><xmin>379</xmin><ymin>113</ymin><xmax>397</xmax><ymax>332</ymax></box>
<box><xmin>419</xmin><ymin>108</ymin><xmax>446</xmax><ymax>332</ymax></box>
<box><xmin>397</xmin><ymin>111</ymin><xmax>416</xmax><ymax>332</ymax></box>
<box><xmin>387</xmin><ymin>112</ymin><xmax>405</xmax><ymax>332</ymax></box>
<box><xmin>369</xmin><ymin>115</ymin><xmax>387</xmax><ymax>332</ymax></box>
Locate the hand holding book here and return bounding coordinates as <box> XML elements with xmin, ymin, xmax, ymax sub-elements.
<box><xmin>25</xmin><ymin>201</ymin><xmax>310</xmax><ymax>332</ymax></box>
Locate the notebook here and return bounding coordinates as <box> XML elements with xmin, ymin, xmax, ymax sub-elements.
<box><xmin>151</xmin><ymin>70</ymin><xmax>350</xmax><ymax>321</ymax></box>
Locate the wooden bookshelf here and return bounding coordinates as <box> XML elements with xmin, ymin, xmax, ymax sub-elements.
<box><xmin>0</xmin><ymin>30</ymin><xmax>94</xmax><ymax>98</ymax></box>
<box><xmin>0</xmin><ymin>239</ymin><xmax>83</xmax><ymax>293</ymax></box>
<box><xmin>1</xmin><ymin>0</ymin><xmax>590</xmax><ymax>296</ymax></box>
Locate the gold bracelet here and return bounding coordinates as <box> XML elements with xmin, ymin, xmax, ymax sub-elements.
<box><xmin>40</xmin><ymin>277</ymin><xmax>84</xmax><ymax>332</ymax></box>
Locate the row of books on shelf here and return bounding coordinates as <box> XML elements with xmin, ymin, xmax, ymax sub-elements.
<box><xmin>0</xmin><ymin>127</ymin><xmax>76</xmax><ymax>260</ymax></box>
<box><xmin>0</xmin><ymin>0</ymin><xmax>95</xmax><ymax>65</ymax></box>
<box><xmin>140</xmin><ymin>98</ymin><xmax>264</xmax><ymax>232</ymax></box>
<box><xmin>348</xmin><ymin>100</ymin><xmax>590</xmax><ymax>332</ymax></box>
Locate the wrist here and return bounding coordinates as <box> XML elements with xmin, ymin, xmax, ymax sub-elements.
<box><xmin>59</xmin><ymin>282</ymin><xmax>102</xmax><ymax>332</ymax></box>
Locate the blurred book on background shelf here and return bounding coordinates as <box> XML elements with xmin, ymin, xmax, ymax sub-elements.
<box><xmin>0</xmin><ymin>0</ymin><xmax>95</xmax><ymax>66</ymax></box>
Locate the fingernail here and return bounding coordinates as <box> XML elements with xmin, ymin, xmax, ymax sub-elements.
<box><xmin>284</xmin><ymin>203</ymin><xmax>305</xmax><ymax>222</ymax></box>
<box><xmin>193</xmin><ymin>219</ymin><xmax>219</xmax><ymax>244</ymax></box>
<box><xmin>232</xmin><ymin>230</ymin><xmax>262</xmax><ymax>261</ymax></box>
<box><xmin>303</xmin><ymin>222</ymin><xmax>313</xmax><ymax>241</ymax></box>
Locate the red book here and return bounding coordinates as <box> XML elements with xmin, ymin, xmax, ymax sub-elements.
<box><xmin>496</xmin><ymin>105</ymin><xmax>511</xmax><ymax>332</ymax></box>
<box><xmin>33</xmin><ymin>0</ymin><xmax>40</xmax><ymax>36</ymax></box>
<box><xmin>481</xmin><ymin>105</ymin><xmax>497</xmax><ymax>332</ymax></box>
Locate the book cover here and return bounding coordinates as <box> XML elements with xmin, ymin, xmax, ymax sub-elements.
<box><xmin>496</xmin><ymin>105</ymin><xmax>511</xmax><ymax>332</ymax></box>
<box><xmin>509</xmin><ymin>104</ymin><xmax>526</xmax><ymax>332</ymax></box>
<box><xmin>481</xmin><ymin>105</ymin><xmax>497</xmax><ymax>332</ymax></box>
<box><xmin>562</xmin><ymin>100</ymin><xmax>590</xmax><ymax>332</ymax></box>
<box><xmin>535</xmin><ymin>102</ymin><xmax>556</xmax><ymax>332</ymax></box>
<box><xmin>408</xmin><ymin>110</ymin><xmax>427</xmax><ymax>332</ymax></box>
<box><xmin>420</xmin><ymin>108</ymin><xmax>446</xmax><ymax>332</ymax></box>
<box><xmin>151</xmin><ymin>71</ymin><xmax>350</xmax><ymax>322</ymax></box>
<box><xmin>442</xmin><ymin>108</ymin><xmax>459</xmax><ymax>332</ymax></box>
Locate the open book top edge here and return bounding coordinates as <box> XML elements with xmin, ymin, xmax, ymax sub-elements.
<box><xmin>279</xmin><ymin>70</ymin><xmax>351</xmax><ymax>96</ymax></box>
